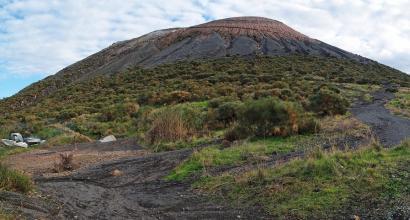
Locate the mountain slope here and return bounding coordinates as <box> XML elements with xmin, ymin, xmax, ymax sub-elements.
<box><xmin>53</xmin><ymin>16</ymin><xmax>369</xmax><ymax>82</ymax></box>
<box><xmin>3</xmin><ymin>16</ymin><xmax>380</xmax><ymax>108</ymax></box>
<box><xmin>0</xmin><ymin>16</ymin><xmax>409</xmax><ymax>135</ymax></box>
<box><xmin>71</xmin><ymin>17</ymin><xmax>372</xmax><ymax>75</ymax></box>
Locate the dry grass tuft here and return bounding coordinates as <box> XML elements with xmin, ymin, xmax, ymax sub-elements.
<box><xmin>53</xmin><ymin>153</ymin><xmax>78</xmax><ymax>172</ymax></box>
<box><xmin>146</xmin><ymin>109</ymin><xmax>192</xmax><ymax>144</ymax></box>
<box><xmin>320</xmin><ymin>115</ymin><xmax>371</xmax><ymax>138</ymax></box>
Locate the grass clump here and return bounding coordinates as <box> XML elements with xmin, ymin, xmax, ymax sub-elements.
<box><xmin>387</xmin><ymin>87</ymin><xmax>410</xmax><ymax>118</ymax></box>
<box><xmin>0</xmin><ymin>164</ymin><xmax>32</xmax><ymax>194</ymax></box>
<box><xmin>0</xmin><ymin>147</ymin><xmax>32</xmax><ymax>160</ymax></box>
<box><xmin>166</xmin><ymin>136</ymin><xmax>308</xmax><ymax>181</ymax></box>
<box><xmin>195</xmin><ymin>144</ymin><xmax>410</xmax><ymax>219</ymax></box>
<box><xmin>0</xmin><ymin>212</ymin><xmax>16</xmax><ymax>220</ymax></box>
<box><xmin>145</xmin><ymin>104</ymin><xmax>207</xmax><ymax>144</ymax></box>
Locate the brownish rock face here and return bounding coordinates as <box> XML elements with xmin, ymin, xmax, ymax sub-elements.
<box><xmin>161</xmin><ymin>16</ymin><xmax>312</xmax><ymax>47</ymax></box>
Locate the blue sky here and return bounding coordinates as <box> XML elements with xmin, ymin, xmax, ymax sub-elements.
<box><xmin>1</xmin><ymin>0</ymin><xmax>410</xmax><ymax>98</ymax></box>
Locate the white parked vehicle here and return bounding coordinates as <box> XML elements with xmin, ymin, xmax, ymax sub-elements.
<box><xmin>1</xmin><ymin>133</ymin><xmax>45</xmax><ymax>148</ymax></box>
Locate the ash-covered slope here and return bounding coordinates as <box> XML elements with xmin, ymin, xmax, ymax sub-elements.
<box><xmin>50</xmin><ymin>17</ymin><xmax>368</xmax><ymax>83</ymax></box>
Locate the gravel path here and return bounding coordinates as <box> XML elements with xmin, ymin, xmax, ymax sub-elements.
<box><xmin>351</xmin><ymin>88</ymin><xmax>410</xmax><ymax>146</ymax></box>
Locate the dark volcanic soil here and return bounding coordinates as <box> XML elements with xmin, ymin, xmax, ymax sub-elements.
<box><xmin>2</xmin><ymin>145</ymin><xmax>269</xmax><ymax>219</ymax></box>
<box><xmin>351</xmin><ymin>88</ymin><xmax>410</xmax><ymax>146</ymax></box>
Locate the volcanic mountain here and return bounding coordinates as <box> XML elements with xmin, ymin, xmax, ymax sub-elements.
<box><xmin>54</xmin><ymin>16</ymin><xmax>367</xmax><ymax>82</ymax></box>
<box><xmin>1</xmin><ymin>16</ymin><xmax>408</xmax><ymax>111</ymax></box>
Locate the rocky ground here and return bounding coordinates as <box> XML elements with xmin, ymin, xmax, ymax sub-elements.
<box><xmin>0</xmin><ymin>88</ymin><xmax>409</xmax><ymax>219</ymax></box>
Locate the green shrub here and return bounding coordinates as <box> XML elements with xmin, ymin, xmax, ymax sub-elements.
<box><xmin>100</xmin><ymin>102</ymin><xmax>140</xmax><ymax>122</ymax></box>
<box><xmin>224</xmin><ymin>124</ymin><xmax>252</xmax><ymax>141</ymax></box>
<box><xmin>208</xmin><ymin>96</ymin><xmax>238</xmax><ymax>108</ymax></box>
<box><xmin>239</xmin><ymin>98</ymin><xmax>291</xmax><ymax>137</ymax></box>
<box><xmin>0</xmin><ymin>164</ymin><xmax>32</xmax><ymax>193</ymax></box>
<box><xmin>309</xmin><ymin>89</ymin><xmax>349</xmax><ymax>116</ymax></box>
<box><xmin>162</xmin><ymin>91</ymin><xmax>193</xmax><ymax>104</ymax></box>
<box><xmin>58</xmin><ymin>109</ymin><xmax>78</xmax><ymax>121</ymax></box>
<box><xmin>35</xmin><ymin>127</ymin><xmax>63</xmax><ymax>139</ymax></box>
<box><xmin>216</xmin><ymin>101</ymin><xmax>243</xmax><ymax>126</ymax></box>
<box><xmin>226</xmin><ymin>98</ymin><xmax>318</xmax><ymax>140</ymax></box>
<box><xmin>298</xmin><ymin>114</ymin><xmax>320</xmax><ymax>134</ymax></box>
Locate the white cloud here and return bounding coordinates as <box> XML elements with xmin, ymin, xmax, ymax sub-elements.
<box><xmin>0</xmin><ymin>0</ymin><xmax>409</xmax><ymax>81</ymax></box>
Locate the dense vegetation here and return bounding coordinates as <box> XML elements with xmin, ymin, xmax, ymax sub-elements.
<box><xmin>1</xmin><ymin>55</ymin><xmax>406</xmax><ymax>147</ymax></box>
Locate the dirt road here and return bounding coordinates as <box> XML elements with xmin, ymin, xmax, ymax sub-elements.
<box><xmin>351</xmin><ymin>88</ymin><xmax>410</xmax><ymax>146</ymax></box>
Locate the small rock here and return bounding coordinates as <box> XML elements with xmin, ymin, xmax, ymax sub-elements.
<box><xmin>111</xmin><ymin>169</ymin><xmax>123</xmax><ymax>176</ymax></box>
<box><xmin>351</xmin><ymin>215</ymin><xmax>360</xmax><ymax>220</ymax></box>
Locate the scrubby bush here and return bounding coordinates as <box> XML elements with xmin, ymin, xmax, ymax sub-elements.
<box><xmin>58</xmin><ymin>109</ymin><xmax>78</xmax><ymax>121</ymax></box>
<box><xmin>145</xmin><ymin>109</ymin><xmax>190</xmax><ymax>144</ymax></box>
<box><xmin>239</xmin><ymin>98</ymin><xmax>291</xmax><ymax>136</ymax></box>
<box><xmin>298</xmin><ymin>114</ymin><xmax>320</xmax><ymax>134</ymax></box>
<box><xmin>99</xmin><ymin>102</ymin><xmax>140</xmax><ymax>122</ymax></box>
<box><xmin>163</xmin><ymin>91</ymin><xmax>193</xmax><ymax>104</ymax></box>
<box><xmin>36</xmin><ymin>127</ymin><xmax>63</xmax><ymax>139</ymax></box>
<box><xmin>309</xmin><ymin>89</ymin><xmax>349</xmax><ymax>116</ymax></box>
<box><xmin>224</xmin><ymin>123</ymin><xmax>252</xmax><ymax>142</ymax></box>
<box><xmin>145</xmin><ymin>105</ymin><xmax>206</xmax><ymax>144</ymax></box>
<box><xmin>208</xmin><ymin>96</ymin><xmax>238</xmax><ymax>108</ymax></box>
<box><xmin>216</xmin><ymin>101</ymin><xmax>243</xmax><ymax>126</ymax></box>
<box><xmin>224</xmin><ymin>98</ymin><xmax>318</xmax><ymax>140</ymax></box>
